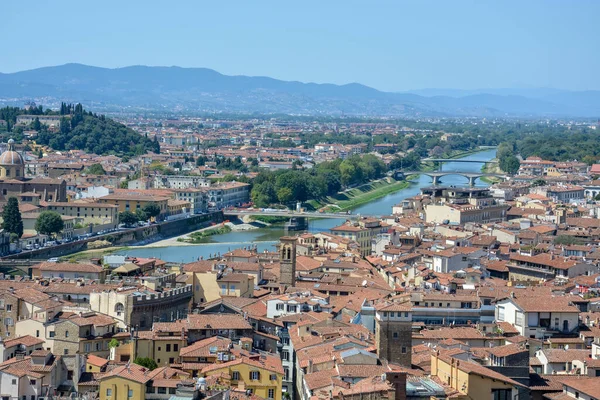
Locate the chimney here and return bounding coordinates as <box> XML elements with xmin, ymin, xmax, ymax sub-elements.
<box><xmin>308</xmin><ymin>359</ymin><xmax>313</xmax><ymax>373</ymax></box>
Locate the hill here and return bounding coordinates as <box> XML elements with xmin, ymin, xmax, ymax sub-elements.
<box><xmin>0</xmin><ymin>64</ymin><xmax>598</xmax><ymax>117</ymax></box>
<box><xmin>0</xmin><ymin>103</ymin><xmax>160</xmax><ymax>155</ymax></box>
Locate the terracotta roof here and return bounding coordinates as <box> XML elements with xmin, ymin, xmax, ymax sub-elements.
<box><xmin>36</xmin><ymin>262</ymin><xmax>103</xmax><ymax>273</ymax></box>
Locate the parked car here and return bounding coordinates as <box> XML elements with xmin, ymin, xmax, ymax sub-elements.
<box><xmin>47</xmin><ymin>257</ymin><xmax>59</xmax><ymax>263</ymax></box>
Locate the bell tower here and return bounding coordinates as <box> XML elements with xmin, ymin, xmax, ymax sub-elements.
<box><xmin>279</xmin><ymin>236</ymin><xmax>297</xmax><ymax>287</ymax></box>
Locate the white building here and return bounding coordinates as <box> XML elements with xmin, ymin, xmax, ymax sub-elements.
<box><xmin>495</xmin><ymin>294</ymin><xmax>580</xmax><ymax>339</ymax></box>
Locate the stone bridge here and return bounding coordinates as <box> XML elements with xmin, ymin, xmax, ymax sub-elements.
<box><xmin>399</xmin><ymin>171</ymin><xmax>507</xmax><ymax>186</ymax></box>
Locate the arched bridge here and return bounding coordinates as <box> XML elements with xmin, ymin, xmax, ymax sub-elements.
<box><xmin>399</xmin><ymin>171</ymin><xmax>507</xmax><ymax>186</ymax></box>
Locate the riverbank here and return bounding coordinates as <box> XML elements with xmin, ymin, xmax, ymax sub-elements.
<box><xmin>177</xmin><ymin>224</ymin><xmax>232</xmax><ymax>243</ymax></box>
<box><xmin>307</xmin><ymin>177</ymin><xmax>411</xmax><ymax>212</ymax></box>
<box><xmin>480</xmin><ymin>159</ymin><xmax>503</xmax><ymax>183</ymax></box>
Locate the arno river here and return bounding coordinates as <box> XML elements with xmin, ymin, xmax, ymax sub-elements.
<box><xmin>117</xmin><ymin>149</ymin><xmax>497</xmax><ymax>263</ymax></box>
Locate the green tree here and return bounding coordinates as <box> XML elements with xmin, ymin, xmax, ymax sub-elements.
<box><xmin>32</xmin><ymin>117</ymin><xmax>41</xmax><ymax>131</ymax></box>
<box><xmin>1</xmin><ymin>197</ymin><xmax>23</xmax><ymax>238</ymax></box>
<box><xmin>143</xmin><ymin>204</ymin><xmax>161</xmax><ymax>219</ymax></box>
<box><xmin>499</xmin><ymin>155</ymin><xmax>520</xmax><ymax>175</ymax></box>
<box><xmin>277</xmin><ymin>187</ymin><xmax>293</xmax><ymax>204</ymax></box>
<box><xmin>135</xmin><ymin>209</ymin><xmax>148</xmax><ymax>222</ymax></box>
<box><xmin>108</xmin><ymin>338</ymin><xmax>119</xmax><ymax>349</ymax></box>
<box><xmin>532</xmin><ymin>179</ymin><xmax>547</xmax><ymax>187</ymax></box>
<box><xmin>133</xmin><ymin>357</ymin><xmax>158</xmax><ymax>371</ymax></box>
<box><xmin>35</xmin><ymin>211</ymin><xmax>64</xmax><ymax>238</ymax></box>
<box><xmin>119</xmin><ymin>211</ymin><xmax>138</xmax><ymax>226</ymax></box>
<box><xmin>86</xmin><ymin>163</ymin><xmax>106</xmax><ymax>175</ymax></box>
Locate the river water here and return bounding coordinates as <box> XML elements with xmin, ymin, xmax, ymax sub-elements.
<box><xmin>117</xmin><ymin>149</ymin><xmax>497</xmax><ymax>263</ymax></box>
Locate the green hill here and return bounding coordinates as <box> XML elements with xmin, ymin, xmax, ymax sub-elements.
<box><xmin>1</xmin><ymin>103</ymin><xmax>160</xmax><ymax>156</ymax></box>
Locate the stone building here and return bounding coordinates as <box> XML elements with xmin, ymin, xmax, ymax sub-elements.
<box><xmin>89</xmin><ymin>275</ymin><xmax>192</xmax><ymax>330</ymax></box>
<box><xmin>375</xmin><ymin>302</ymin><xmax>413</xmax><ymax>368</ymax></box>
<box><xmin>0</xmin><ymin>139</ymin><xmax>67</xmax><ymax>202</ymax></box>
<box><xmin>279</xmin><ymin>236</ymin><xmax>297</xmax><ymax>287</ymax></box>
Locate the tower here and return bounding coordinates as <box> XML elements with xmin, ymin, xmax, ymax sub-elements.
<box><xmin>375</xmin><ymin>303</ymin><xmax>412</xmax><ymax>367</ymax></box>
<box><xmin>279</xmin><ymin>236</ymin><xmax>297</xmax><ymax>287</ymax></box>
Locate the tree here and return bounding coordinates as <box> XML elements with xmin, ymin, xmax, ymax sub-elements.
<box><xmin>108</xmin><ymin>338</ymin><xmax>119</xmax><ymax>349</ymax></box>
<box><xmin>143</xmin><ymin>204</ymin><xmax>161</xmax><ymax>219</ymax></box>
<box><xmin>2</xmin><ymin>197</ymin><xmax>23</xmax><ymax>238</ymax></box>
<box><xmin>532</xmin><ymin>179</ymin><xmax>547</xmax><ymax>187</ymax></box>
<box><xmin>32</xmin><ymin>117</ymin><xmax>41</xmax><ymax>131</ymax></box>
<box><xmin>499</xmin><ymin>155</ymin><xmax>520</xmax><ymax>175</ymax></box>
<box><xmin>135</xmin><ymin>209</ymin><xmax>148</xmax><ymax>222</ymax></box>
<box><xmin>119</xmin><ymin>211</ymin><xmax>138</xmax><ymax>226</ymax></box>
<box><xmin>133</xmin><ymin>357</ymin><xmax>158</xmax><ymax>371</ymax></box>
<box><xmin>277</xmin><ymin>187</ymin><xmax>293</xmax><ymax>204</ymax></box>
<box><xmin>35</xmin><ymin>211</ymin><xmax>64</xmax><ymax>238</ymax></box>
<box><xmin>86</xmin><ymin>163</ymin><xmax>106</xmax><ymax>175</ymax></box>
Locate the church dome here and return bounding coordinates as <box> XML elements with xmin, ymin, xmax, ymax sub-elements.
<box><xmin>0</xmin><ymin>139</ymin><xmax>24</xmax><ymax>166</ymax></box>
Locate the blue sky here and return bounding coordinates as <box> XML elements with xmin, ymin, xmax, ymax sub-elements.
<box><xmin>2</xmin><ymin>0</ymin><xmax>598</xmax><ymax>91</ymax></box>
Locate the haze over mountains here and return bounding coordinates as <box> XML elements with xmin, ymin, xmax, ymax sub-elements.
<box><xmin>0</xmin><ymin>64</ymin><xmax>598</xmax><ymax>118</ymax></box>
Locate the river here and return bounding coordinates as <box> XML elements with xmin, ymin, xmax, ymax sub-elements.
<box><xmin>116</xmin><ymin>149</ymin><xmax>497</xmax><ymax>263</ymax></box>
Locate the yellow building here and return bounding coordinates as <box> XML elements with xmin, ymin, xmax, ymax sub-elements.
<box><xmin>201</xmin><ymin>353</ymin><xmax>284</xmax><ymax>400</ymax></box>
<box><xmin>133</xmin><ymin>329</ymin><xmax>188</xmax><ymax>368</ymax></box>
<box><xmin>430</xmin><ymin>352</ymin><xmax>524</xmax><ymax>400</ymax></box>
<box><xmin>99</xmin><ymin>364</ymin><xmax>188</xmax><ymax>400</ymax></box>
<box><xmin>185</xmin><ymin>270</ymin><xmax>254</xmax><ymax>304</ymax></box>
<box><xmin>179</xmin><ymin>336</ymin><xmax>232</xmax><ymax>376</ymax></box>
<box><xmin>98</xmin><ymin>193</ymin><xmax>169</xmax><ymax>218</ymax></box>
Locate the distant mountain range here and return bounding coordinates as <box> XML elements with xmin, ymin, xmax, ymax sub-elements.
<box><xmin>0</xmin><ymin>63</ymin><xmax>598</xmax><ymax>118</ymax></box>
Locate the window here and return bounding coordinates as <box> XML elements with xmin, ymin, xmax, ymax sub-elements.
<box><xmin>65</xmin><ymin>331</ymin><xmax>69</xmax><ymax>338</ymax></box>
<box><xmin>49</xmin><ymin>331</ymin><xmax>55</xmax><ymax>338</ymax></box>
<box><xmin>270</xmin><ymin>374</ymin><xmax>277</xmax><ymax>380</ymax></box>
<box><xmin>36</xmin><ymin>330</ymin><xmax>39</xmax><ymax>338</ymax></box>
<box><xmin>393</xmin><ymin>332</ymin><xmax>398</xmax><ymax>339</ymax></box>
<box><xmin>157</xmin><ymin>388</ymin><xmax>167</xmax><ymax>394</ymax></box>
<box><xmin>232</xmin><ymin>371</ymin><xmax>240</xmax><ymax>380</ymax></box>
<box><xmin>64</xmin><ymin>349</ymin><xmax>69</xmax><ymax>355</ymax></box>
<box><xmin>268</xmin><ymin>389</ymin><xmax>275</xmax><ymax>399</ymax></box>
<box><xmin>106</xmin><ymin>388</ymin><xmax>112</xmax><ymax>396</ymax></box>
<box><xmin>4</xmin><ymin>318</ymin><xmax>13</xmax><ymax>326</ymax></box>
<box><xmin>492</xmin><ymin>389</ymin><xmax>511</xmax><ymax>400</ymax></box>
<box><xmin>169</xmin><ymin>388</ymin><xmax>176</xmax><ymax>394</ymax></box>
<box><xmin>402</xmin><ymin>347</ymin><xmax>407</xmax><ymax>354</ymax></box>
<box><xmin>12</xmin><ymin>379</ymin><xmax>16</xmax><ymax>385</ymax></box>
<box><xmin>173</xmin><ymin>344</ymin><xmax>178</xmax><ymax>352</ymax></box>
<box><xmin>166</xmin><ymin>344</ymin><xmax>171</xmax><ymax>352</ymax></box>
<box><xmin>287</xmin><ymin>305</ymin><xmax>297</xmax><ymax>313</ymax></box>
<box><xmin>169</xmin><ymin>357</ymin><xmax>174</xmax><ymax>363</ymax></box>
<box><xmin>250</xmin><ymin>371</ymin><xmax>260</xmax><ymax>380</ymax></box>
<box><xmin>96</xmin><ymin>342</ymin><xmax>101</xmax><ymax>351</ymax></box>
<box><xmin>30</xmin><ymin>380</ymin><xmax>36</xmax><ymax>385</ymax></box>
<box><xmin>128</xmin><ymin>389</ymin><xmax>134</xmax><ymax>398</ymax></box>
<box><xmin>85</xmin><ymin>343</ymin><xmax>91</xmax><ymax>352</ymax></box>
<box><xmin>390</xmin><ymin>312</ymin><xmax>395</xmax><ymax>317</ymax></box>
<box><xmin>282</xmin><ymin>351</ymin><xmax>289</xmax><ymax>361</ymax></box>
<box><xmin>276</xmin><ymin>303</ymin><xmax>284</xmax><ymax>311</ymax></box>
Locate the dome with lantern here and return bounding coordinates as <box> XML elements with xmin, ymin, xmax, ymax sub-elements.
<box><xmin>0</xmin><ymin>139</ymin><xmax>25</xmax><ymax>180</ymax></box>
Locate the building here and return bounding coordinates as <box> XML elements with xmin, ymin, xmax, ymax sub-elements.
<box><xmin>495</xmin><ymin>293</ymin><xmax>580</xmax><ymax>339</ymax></box>
<box><xmin>98</xmin><ymin>192</ymin><xmax>170</xmax><ymax>219</ymax></box>
<box><xmin>430</xmin><ymin>352</ymin><xmax>525</xmax><ymax>400</ymax></box>
<box><xmin>374</xmin><ymin>302</ymin><xmax>412</xmax><ymax>367</ymax></box>
<box><xmin>172</xmin><ymin>188</ymin><xmax>206</xmax><ymax>214</ymax></box>
<box><xmin>279</xmin><ymin>237</ymin><xmax>297</xmax><ymax>287</ymax></box>
<box><xmin>423</xmin><ymin>187</ymin><xmax>508</xmax><ymax>225</ymax></box>
<box><xmin>90</xmin><ymin>276</ymin><xmax>192</xmax><ymax>330</ymax></box>
<box><xmin>16</xmin><ymin>115</ymin><xmax>64</xmax><ymax>127</ymax></box>
<box><xmin>0</xmin><ymin>139</ymin><xmax>67</xmax><ymax>202</ymax></box>
<box><xmin>330</xmin><ymin>218</ymin><xmax>387</xmax><ymax>257</ymax></box>
<box><xmin>0</xmin><ymin>350</ymin><xmax>68</xmax><ymax>400</ymax></box>
<box><xmin>207</xmin><ymin>181</ymin><xmax>250</xmax><ymax>210</ymax></box>
<box><xmin>200</xmin><ymin>352</ymin><xmax>284</xmax><ymax>400</ymax></box>
<box><xmin>154</xmin><ymin>175</ymin><xmax>210</xmax><ymax>189</ymax></box>
<box><xmin>98</xmin><ymin>363</ymin><xmax>187</xmax><ymax>400</ymax></box>
<box><xmin>31</xmin><ymin>262</ymin><xmax>107</xmax><ymax>282</ymax></box>
<box><xmin>43</xmin><ymin>201</ymin><xmax>119</xmax><ymax>227</ymax></box>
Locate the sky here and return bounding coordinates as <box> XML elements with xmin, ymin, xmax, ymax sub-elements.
<box><xmin>2</xmin><ymin>0</ymin><xmax>599</xmax><ymax>92</ymax></box>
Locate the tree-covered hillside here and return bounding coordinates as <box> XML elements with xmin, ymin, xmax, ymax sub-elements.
<box><xmin>0</xmin><ymin>103</ymin><xmax>159</xmax><ymax>156</ymax></box>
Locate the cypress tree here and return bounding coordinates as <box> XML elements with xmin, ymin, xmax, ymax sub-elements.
<box><xmin>2</xmin><ymin>197</ymin><xmax>23</xmax><ymax>238</ymax></box>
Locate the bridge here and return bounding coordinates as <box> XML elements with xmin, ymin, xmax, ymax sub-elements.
<box><xmin>399</xmin><ymin>171</ymin><xmax>507</xmax><ymax>186</ymax></box>
<box><xmin>422</xmin><ymin>158</ymin><xmax>499</xmax><ymax>164</ymax></box>
<box><xmin>225</xmin><ymin>210</ymin><xmax>356</xmax><ymax>219</ymax></box>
